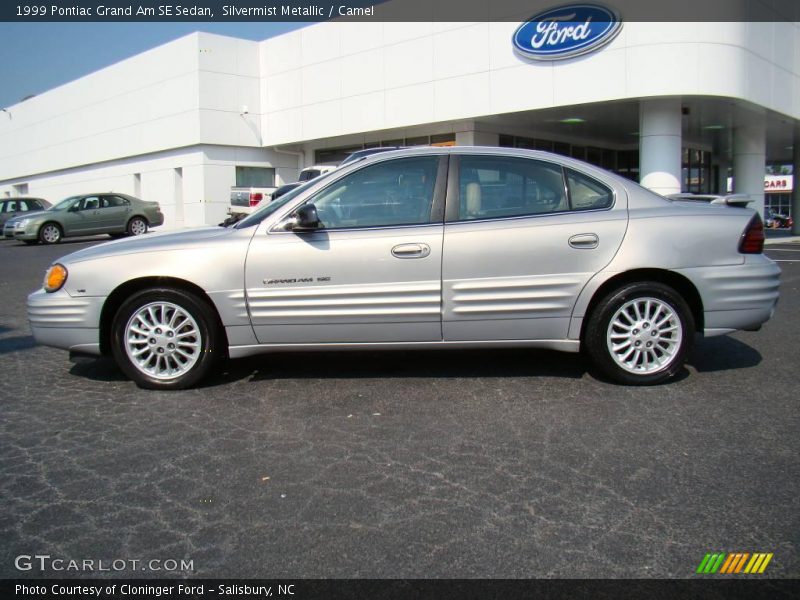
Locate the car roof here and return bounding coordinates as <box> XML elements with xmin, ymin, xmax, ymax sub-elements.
<box><xmin>340</xmin><ymin>147</ymin><xmax>405</xmax><ymax>164</ymax></box>
<box><xmin>79</xmin><ymin>192</ymin><xmax>129</xmax><ymax>196</ymax></box>
<box><xmin>348</xmin><ymin>145</ymin><xmax>629</xmax><ymax>179</ymax></box>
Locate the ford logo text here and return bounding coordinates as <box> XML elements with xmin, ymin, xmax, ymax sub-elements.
<box><xmin>513</xmin><ymin>4</ymin><xmax>622</xmax><ymax>61</ymax></box>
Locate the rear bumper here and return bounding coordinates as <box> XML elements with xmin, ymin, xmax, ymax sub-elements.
<box><xmin>677</xmin><ymin>256</ymin><xmax>780</xmax><ymax>336</ymax></box>
<box><xmin>228</xmin><ymin>205</ymin><xmax>257</xmax><ymax>216</ymax></box>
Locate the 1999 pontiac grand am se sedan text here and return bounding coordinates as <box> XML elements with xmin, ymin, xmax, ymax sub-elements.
<box><xmin>27</xmin><ymin>147</ymin><xmax>780</xmax><ymax>390</ymax></box>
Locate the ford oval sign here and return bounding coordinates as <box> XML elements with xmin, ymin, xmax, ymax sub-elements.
<box><xmin>513</xmin><ymin>4</ymin><xmax>622</xmax><ymax>61</ymax></box>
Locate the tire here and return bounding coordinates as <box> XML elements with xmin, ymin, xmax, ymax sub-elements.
<box><xmin>38</xmin><ymin>222</ymin><xmax>63</xmax><ymax>244</ymax></box>
<box><xmin>584</xmin><ymin>281</ymin><xmax>695</xmax><ymax>385</ymax></box>
<box><xmin>110</xmin><ymin>288</ymin><xmax>222</xmax><ymax>390</ymax></box>
<box><xmin>127</xmin><ymin>216</ymin><xmax>148</xmax><ymax>236</ymax></box>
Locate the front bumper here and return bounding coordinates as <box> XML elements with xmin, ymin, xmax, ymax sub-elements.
<box><xmin>27</xmin><ymin>288</ymin><xmax>104</xmax><ymax>355</ymax></box>
<box><xmin>5</xmin><ymin>221</ymin><xmax>38</xmax><ymax>240</ymax></box>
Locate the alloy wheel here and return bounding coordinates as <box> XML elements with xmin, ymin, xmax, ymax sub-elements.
<box><xmin>606</xmin><ymin>297</ymin><xmax>683</xmax><ymax>374</ymax></box>
<box><xmin>41</xmin><ymin>224</ymin><xmax>61</xmax><ymax>243</ymax></box>
<box><xmin>124</xmin><ymin>302</ymin><xmax>202</xmax><ymax>380</ymax></box>
<box><xmin>129</xmin><ymin>218</ymin><xmax>147</xmax><ymax>236</ymax></box>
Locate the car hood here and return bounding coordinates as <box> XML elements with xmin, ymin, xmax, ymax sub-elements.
<box><xmin>6</xmin><ymin>210</ymin><xmax>51</xmax><ymax>223</ymax></box>
<box><xmin>59</xmin><ymin>226</ymin><xmax>245</xmax><ymax>264</ymax></box>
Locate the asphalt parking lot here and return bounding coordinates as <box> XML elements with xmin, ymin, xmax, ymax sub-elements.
<box><xmin>0</xmin><ymin>235</ymin><xmax>797</xmax><ymax>579</ymax></box>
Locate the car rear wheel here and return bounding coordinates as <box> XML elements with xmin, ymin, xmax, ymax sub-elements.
<box><xmin>111</xmin><ymin>288</ymin><xmax>221</xmax><ymax>390</ymax></box>
<box><xmin>127</xmin><ymin>217</ymin><xmax>148</xmax><ymax>236</ymax></box>
<box><xmin>584</xmin><ymin>282</ymin><xmax>694</xmax><ymax>385</ymax></box>
<box><xmin>39</xmin><ymin>223</ymin><xmax>62</xmax><ymax>244</ymax></box>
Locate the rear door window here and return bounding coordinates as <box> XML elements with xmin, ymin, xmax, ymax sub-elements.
<box><xmin>455</xmin><ymin>155</ymin><xmax>568</xmax><ymax>221</ymax></box>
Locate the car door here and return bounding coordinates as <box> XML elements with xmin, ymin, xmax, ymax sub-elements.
<box><xmin>244</xmin><ymin>155</ymin><xmax>447</xmax><ymax>344</ymax></box>
<box><xmin>64</xmin><ymin>196</ymin><xmax>104</xmax><ymax>235</ymax></box>
<box><xmin>442</xmin><ymin>153</ymin><xmax>628</xmax><ymax>341</ymax></box>
<box><xmin>98</xmin><ymin>195</ymin><xmax>132</xmax><ymax>231</ymax></box>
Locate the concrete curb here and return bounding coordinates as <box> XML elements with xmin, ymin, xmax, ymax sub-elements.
<box><xmin>765</xmin><ymin>235</ymin><xmax>800</xmax><ymax>245</ymax></box>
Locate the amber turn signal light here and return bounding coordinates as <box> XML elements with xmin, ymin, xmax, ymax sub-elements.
<box><xmin>43</xmin><ymin>264</ymin><xmax>68</xmax><ymax>293</ymax></box>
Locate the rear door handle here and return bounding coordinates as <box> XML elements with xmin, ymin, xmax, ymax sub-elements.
<box><xmin>568</xmin><ymin>233</ymin><xmax>599</xmax><ymax>249</ymax></box>
<box><xmin>392</xmin><ymin>243</ymin><xmax>431</xmax><ymax>259</ymax></box>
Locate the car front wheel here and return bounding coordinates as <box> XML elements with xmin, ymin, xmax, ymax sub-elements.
<box><xmin>584</xmin><ymin>282</ymin><xmax>695</xmax><ymax>385</ymax></box>
<box><xmin>111</xmin><ymin>288</ymin><xmax>221</xmax><ymax>390</ymax></box>
<box><xmin>39</xmin><ymin>223</ymin><xmax>62</xmax><ymax>244</ymax></box>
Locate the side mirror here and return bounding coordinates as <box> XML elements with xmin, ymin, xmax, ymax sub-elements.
<box><xmin>291</xmin><ymin>203</ymin><xmax>320</xmax><ymax>231</ymax></box>
<box><xmin>68</xmin><ymin>204</ymin><xmax>80</xmax><ymax>212</ymax></box>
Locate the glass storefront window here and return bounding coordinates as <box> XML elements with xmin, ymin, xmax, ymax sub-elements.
<box><xmin>235</xmin><ymin>166</ymin><xmax>275</xmax><ymax>187</ymax></box>
<box><xmin>681</xmin><ymin>147</ymin><xmax>712</xmax><ymax>193</ymax></box>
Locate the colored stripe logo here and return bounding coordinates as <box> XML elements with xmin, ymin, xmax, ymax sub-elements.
<box><xmin>696</xmin><ymin>552</ymin><xmax>773</xmax><ymax>574</ymax></box>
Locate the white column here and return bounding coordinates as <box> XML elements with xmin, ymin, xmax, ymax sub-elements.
<box><xmin>717</xmin><ymin>159</ymin><xmax>730</xmax><ymax>195</ymax></box>
<box><xmin>455</xmin><ymin>130</ymin><xmax>499</xmax><ymax>146</ymax></box>
<box><xmin>639</xmin><ymin>98</ymin><xmax>682</xmax><ymax>196</ymax></box>
<box><xmin>732</xmin><ymin>113</ymin><xmax>766</xmax><ymax>218</ymax></box>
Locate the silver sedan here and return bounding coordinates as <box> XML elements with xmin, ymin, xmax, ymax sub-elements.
<box><xmin>28</xmin><ymin>147</ymin><xmax>780</xmax><ymax>389</ymax></box>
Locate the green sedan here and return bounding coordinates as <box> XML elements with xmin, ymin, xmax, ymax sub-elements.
<box><xmin>3</xmin><ymin>193</ymin><xmax>164</xmax><ymax>244</ymax></box>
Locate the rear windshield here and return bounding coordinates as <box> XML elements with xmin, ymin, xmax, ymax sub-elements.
<box><xmin>298</xmin><ymin>169</ymin><xmax>321</xmax><ymax>182</ymax></box>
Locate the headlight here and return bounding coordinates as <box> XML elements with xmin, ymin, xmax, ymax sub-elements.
<box><xmin>16</xmin><ymin>219</ymin><xmax>29</xmax><ymax>228</ymax></box>
<box><xmin>43</xmin><ymin>263</ymin><xmax>68</xmax><ymax>293</ymax></box>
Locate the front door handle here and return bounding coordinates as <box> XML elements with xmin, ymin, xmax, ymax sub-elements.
<box><xmin>568</xmin><ymin>233</ymin><xmax>599</xmax><ymax>249</ymax></box>
<box><xmin>392</xmin><ymin>243</ymin><xmax>431</xmax><ymax>259</ymax></box>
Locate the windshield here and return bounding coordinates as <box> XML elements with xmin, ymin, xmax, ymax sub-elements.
<box><xmin>235</xmin><ymin>177</ymin><xmax>323</xmax><ymax>229</ymax></box>
<box><xmin>51</xmin><ymin>196</ymin><xmax>80</xmax><ymax>211</ymax></box>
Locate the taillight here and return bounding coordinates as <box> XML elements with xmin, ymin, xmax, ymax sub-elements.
<box><xmin>739</xmin><ymin>214</ymin><xmax>765</xmax><ymax>254</ymax></box>
<box><xmin>249</xmin><ymin>193</ymin><xmax>263</xmax><ymax>207</ymax></box>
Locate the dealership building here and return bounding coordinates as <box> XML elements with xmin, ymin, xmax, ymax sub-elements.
<box><xmin>1</xmin><ymin>13</ymin><xmax>798</xmax><ymax>228</ymax></box>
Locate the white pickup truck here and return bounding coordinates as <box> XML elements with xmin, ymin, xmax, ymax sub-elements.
<box><xmin>227</xmin><ymin>165</ymin><xmax>337</xmax><ymax>218</ymax></box>
<box><xmin>228</xmin><ymin>186</ymin><xmax>277</xmax><ymax>217</ymax></box>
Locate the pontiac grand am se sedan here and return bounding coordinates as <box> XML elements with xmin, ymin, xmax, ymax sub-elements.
<box><xmin>28</xmin><ymin>148</ymin><xmax>779</xmax><ymax>389</ymax></box>
<box><xmin>5</xmin><ymin>193</ymin><xmax>163</xmax><ymax>244</ymax></box>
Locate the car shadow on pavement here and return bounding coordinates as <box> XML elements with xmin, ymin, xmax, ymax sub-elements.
<box><xmin>3</xmin><ymin>235</ymin><xmax>113</xmax><ymax>248</ymax></box>
<box><xmin>688</xmin><ymin>335</ymin><xmax>762</xmax><ymax>372</ymax></box>
<box><xmin>68</xmin><ymin>356</ymin><xmax>129</xmax><ymax>382</ymax></box>
<box><xmin>211</xmin><ymin>348</ymin><xmax>589</xmax><ymax>386</ymax></box>
<box><xmin>0</xmin><ymin>334</ymin><xmax>37</xmax><ymax>354</ymax></box>
<box><xmin>62</xmin><ymin>336</ymin><xmax>761</xmax><ymax>388</ymax></box>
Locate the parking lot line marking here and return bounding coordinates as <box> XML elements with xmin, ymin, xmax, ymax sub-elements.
<box><xmin>765</xmin><ymin>248</ymin><xmax>800</xmax><ymax>252</ymax></box>
<box><xmin>771</xmin><ymin>259</ymin><xmax>800</xmax><ymax>262</ymax></box>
